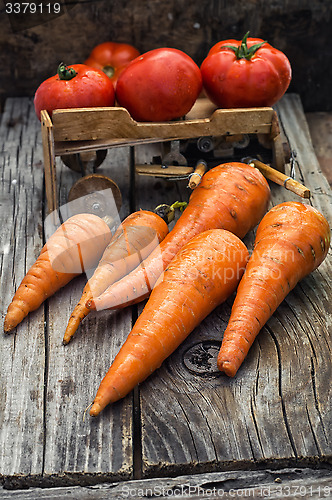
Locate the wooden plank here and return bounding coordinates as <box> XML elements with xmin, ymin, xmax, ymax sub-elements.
<box><xmin>306</xmin><ymin>112</ymin><xmax>332</xmax><ymax>187</ymax></box>
<box><xmin>1</xmin><ymin>467</ymin><xmax>332</xmax><ymax>498</ymax></box>
<box><xmin>0</xmin><ymin>98</ymin><xmax>135</xmax><ymax>485</ymax></box>
<box><xmin>0</xmin><ymin>98</ymin><xmax>45</xmax><ymax>476</ymax></box>
<box><xmin>51</xmin><ymin>105</ymin><xmax>274</xmax><ymax>142</ymax></box>
<box><xmin>276</xmin><ymin>95</ymin><xmax>332</xmax><ymax>221</ymax></box>
<box><xmin>269</xmin><ymin>93</ymin><xmax>332</xmax><ymax>455</ymax></box>
<box><xmin>134</xmin><ymin>153</ymin><xmax>262</xmax><ymax>474</ymax></box>
<box><xmin>134</xmin><ymin>95</ymin><xmax>332</xmax><ymax>476</ymax></box>
<box><xmin>54</xmin><ymin>136</ymin><xmax>195</xmax><ymax>156</ymax></box>
<box><xmin>134</xmin><ymin>144</ymin><xmax>216</xmax><ymax>476</ymax></box>
<box><xmin>43</xmin><ymin>147</ymin><xmax>134</xmax><ymax>480</ymax></box>
<box><xmin>135</xmin><ymin>164</ymin><xmax>193</xmax><ymax>177</ymax></box>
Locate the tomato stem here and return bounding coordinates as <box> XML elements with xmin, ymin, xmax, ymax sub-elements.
<box><xmin>170</xmin><ymin>201</ymin><xmax>188</xmax><ymax>212</ymax></box>
<box><xmin>57</xmin><ymin>62</ymin><xmax>77</xmax><ymax>80</ymax></box>
<box><xmin>154</xmin><ymin>201</ymin><xmax>188</xmax><ymax>224</ymax></box>
<box><xmin>223</xmin><ymin>31</ymin><xmax>266</xmax><ymax>60</ymax></box>
<box><xmin>103</xmin><ymin>65</ymin><xmax>115</xmax><ymax>79</ymax></box>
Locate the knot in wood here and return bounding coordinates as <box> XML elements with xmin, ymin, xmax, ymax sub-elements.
<box><xmin>183</xmin><ymin>341</ymin><xmax>221</xmax><ymax>377</ymax></box>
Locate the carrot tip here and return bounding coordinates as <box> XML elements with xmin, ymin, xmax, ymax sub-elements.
<box><xmin>217</xmin><ymin>359</ymin><xmax>237</xmax><ymax>377</ymax></box>
<box><xmin>89</xmin><ymin>402</ymin><xmax>102</xmax><ymax>417</ymax></box>
<box><xmin>4</xmin><ymin>322</ymin><xmax>14</xmax><ymax>334</ymax></box>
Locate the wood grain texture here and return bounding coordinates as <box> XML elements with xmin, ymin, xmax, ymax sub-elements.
<box><xmin>0</xmin><ymin>99</ymin><xmax>45</xmax><ymax>477</ymax></box>
<box><xmin>276</xmin><ymin>95</ymin><xmax>332</xmax><ymax>220</ymax></box>
<box><xmin>43</xmin><ymin>141</ymin><xmax>134</xmax><ymax>480</ymax></box>
<box><xmin>136</xmin><ymin>95</ymin><xmax>332</xmax><ymax>477</ymax></box>
<box><xmin>1</xmin><ymin>0</ymin><xmax>331</xmax><ymax>112</ymax></box>
<box><xmin>306</xmin><ymin>112</ymin><xmax>332</xmax><ymax>187</ymax></box>
<box><xmin>41</xmin><ymin>110</ymin><xmax>57</xmax><ymax>213</ymax></box>
<box><xmin>1</xmin><ymin>94</ymin><xmax>332</xmax><ymax>489</ymax></box>
<box><xmin>51</xmin><ymin>105</ymin><xmax>274</xmax><ymax>142</ymax></box>
<box><xmin>0</xmin><ymin>99</ymin><xmax>134</xmax><ymax>486</ymax></box>
<box><xmin>1</xmin><ymin>467</ymin><xmax>332</xmax><ymax>498</ymax></box>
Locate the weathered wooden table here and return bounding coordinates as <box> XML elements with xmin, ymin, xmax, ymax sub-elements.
<box><xmin>1</xmin><ymin>95</ymin><xmax>331</xmax><ymax>498</ymax></box>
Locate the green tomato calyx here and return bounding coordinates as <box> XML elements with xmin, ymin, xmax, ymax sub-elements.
<box><xmin>154</xmin><ymin>201</ymin><xmax>188</xmax><ymax>224</ymax></box>
<box><xmin>223</xmin><ymin>32</ymin><xmax>266</xmax><ymax>60</ymax></box>
<box><xmin>103</xmin><ymin>65</ymin><xmax>115</xmax><ymax>78</ymax></box>
<box><xmin>57</xmin><ymin>63</ymin><xmax>78</xmax><ymax>80</ymax></box>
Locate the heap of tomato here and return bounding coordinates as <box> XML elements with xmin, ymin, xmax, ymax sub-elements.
<box><xmin>84</xmin><ymin>42</ymin><xmax>140</xmax><ymax>86</ymax></box>
<box><xmin>200</xmin><ymin>32</ymin><xmax>292</xmax><ymax>109</ymax></box>
<box><xmin>115</xmin><ymin>48</ymin><xmax>202</xmax><ymax>122</ymax></box>
<box><xmin>34</xmin><ymin>63</ymin><xmax>115</xmax><ymax>121</ymax></box>
<box><xmin>34</xmin><ymin>35</ymin><xmax>292</xmax><ymax>124</ymax></box>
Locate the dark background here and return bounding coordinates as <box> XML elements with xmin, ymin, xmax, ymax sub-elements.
<box><xmin>0</xmin><ymin>0</ymin><xmax>331</xmax><ymax>112</ymax></box>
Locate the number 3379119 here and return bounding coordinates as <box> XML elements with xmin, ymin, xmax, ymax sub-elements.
<box><xmin>5</xmin><ymin>3</ymin><xmax>61</xmax><ymax>14</ymax></box>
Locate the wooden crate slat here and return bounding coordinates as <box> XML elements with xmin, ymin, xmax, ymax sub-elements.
<box><xmin>54</xmin><ymin>137</ymin><xmax>184</xmax><ymax>156</ymax></box>
<box><xmin>41</xmin><ymin>110</ymin><xmax>58</xmax><ymax>214</ymax></box>
<box><xmin>51</xmin><ymin>104</ymin><xmax>274</xmax><ymax>142</ymax></box>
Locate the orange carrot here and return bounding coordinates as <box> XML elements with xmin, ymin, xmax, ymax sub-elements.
<box><xmin>88</xmin><ymin>162</ymin><xmax>271</xmax><ymax>312</ymax></box>
<box><xmin>4</xmin><ymin>213</ymin><xmax>112</xmax><ymax>333</ymax></box>
<box><xmin>63</xmin><ymin>206</ymin><xmax>174</xmax><ymax>345</ymax></box>
<box><xmin>217</xmin><ymin>201</ymin><xmax>331</xmax><ymax>377</ymax></box>
<box><xmin>90</xmin><ymin>228</ymin><xmax>249</xmax><ymax>415</ymax></box>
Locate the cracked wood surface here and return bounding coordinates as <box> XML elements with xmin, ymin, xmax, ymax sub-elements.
<box><xmin>0</xmin><ymin>95</ymin><xmax>331</xmax><ymax>488</ymax></box>
<box><xmin>0</xmin><ymin>99</ymin><xmax>45</xmax><ymax>478</ymax></box>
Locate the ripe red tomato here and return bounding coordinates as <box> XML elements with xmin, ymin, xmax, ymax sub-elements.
<box><xmin>34</xmin><ymin>63</ymin><xmax>115</xmax><ymax>121</ymax></box>
<box><xmin>200</xmin><ymin>32</ymin><xmax>292</xmax><ymax>108</ymax></box>
<box><xmin>84</xmin><ymin>42</ymin><xmax>140</xmax><ymax>86</ymax></box>
<box><xmin>115</xmin><ymin>48</ymin><xmax>202</xmax><ymax>122</ymax></box>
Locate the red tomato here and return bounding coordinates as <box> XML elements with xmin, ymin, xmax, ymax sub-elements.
<box><xmin>84</xmin><ymin>42</ymin><xmax>140</xmax><ymax>86</ymax></box>
<box><xmin>200</xmin><ymin>32</ymin><xmax>292</xmax><ymax>108</ymax></box>
<box><xmin>115</xmin><ymin>48</ymin><xmax>202</xmax><ymax>122</ymax></box>
<box><xmin>34</xmin><ymin>63</ymin><xmax>115</xmax><ymax>121</ymax></box>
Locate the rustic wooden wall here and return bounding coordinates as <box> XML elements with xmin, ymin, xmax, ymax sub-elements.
<box><xmin>0</xmin><ymin>0</ymin><xmax>331</xmax><ymax>112</ymax></box>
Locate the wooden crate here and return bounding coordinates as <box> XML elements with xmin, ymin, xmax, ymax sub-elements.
<box><xmin>40</xmin><ymin>98</ymin><xmax>286</xmax><ymax>213</ymax></box>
